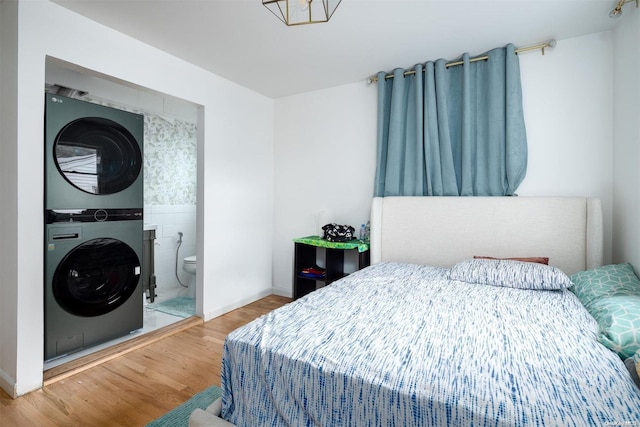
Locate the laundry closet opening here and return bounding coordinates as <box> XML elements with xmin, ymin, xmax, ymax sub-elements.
<box><xmin>44</xmin><ymin>59</ymin><xmax>200</xmax><ymax>372</ymax></box>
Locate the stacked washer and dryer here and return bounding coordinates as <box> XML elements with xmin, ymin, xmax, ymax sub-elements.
<box><xmin>44</xmin><ymin>93</ymin><xmax>145</xmax><ymax>361</ymax></box>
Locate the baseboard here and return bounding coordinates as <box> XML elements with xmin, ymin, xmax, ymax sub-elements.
<box><xmin>202</xmin><ymin>289</ymin><xmax>274</xmax><ymax>322</ymax></box>
<box><xmin>0</xmin><ymin>368</ymin><xmax>17</xmax><ymax>398</ymax></box>
<box><xmin>271</xmin><ymin>286</ymin><xmax>292</xmax><ymax>298</ymax></box>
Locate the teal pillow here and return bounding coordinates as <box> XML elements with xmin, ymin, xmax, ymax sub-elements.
<box><xmin>589</xmin><ymin>295</ymin><xmax>640</xmax><ymax>359</ymax></box>
<box><xmin>570</xmin><ymin>263</ymin><xmax>640</xmax><ymax>309</ymax></box>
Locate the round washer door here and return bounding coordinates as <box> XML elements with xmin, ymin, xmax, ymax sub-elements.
<box><xmin>53</xmin><ymin>238</ymin><xmax>141</xmax><ymax>317</ymax></box>
<box><xmin>54</xmin><ymin>117</ymin><xmax>142</xmax><ymax>195</ymax></box>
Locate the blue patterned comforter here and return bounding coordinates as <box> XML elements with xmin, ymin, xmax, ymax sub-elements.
<box><xmin>221</xmin><ymin>262</ymin><xmax>640</xmax><ymax>426</ymax></box>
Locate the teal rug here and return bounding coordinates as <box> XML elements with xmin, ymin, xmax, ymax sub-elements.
<box><xmin>146</xmin><ymin>385</ymin><xmax>222</xmax><ymax>427</ymax></box>
<box><xmin>147</xmin><ymin>296</ymin><xmax>195</xmax><ymax>318</ymax></box>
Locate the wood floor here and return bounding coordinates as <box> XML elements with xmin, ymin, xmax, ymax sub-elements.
<box><xmin>0</xmin><ymin>295</ymin><xmax>291</xmax><ymax>427</ymax></box>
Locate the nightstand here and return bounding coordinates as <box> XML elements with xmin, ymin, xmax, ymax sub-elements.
<box><xmin>293</xmin><ymin>236</ymin><xmax>370</xmax><ymax>299</ymax></box>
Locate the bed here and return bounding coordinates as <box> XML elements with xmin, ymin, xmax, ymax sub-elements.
<box><xmin>212</xmin><ymin>197</ymin><xmax>640</xmax><ymax>426</ymax></box>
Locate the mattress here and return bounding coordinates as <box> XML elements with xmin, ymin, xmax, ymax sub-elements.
<box><xmin>221</xmin><ymin>262</ymin><xmax>640</xmax><ymax>426</ymax></box>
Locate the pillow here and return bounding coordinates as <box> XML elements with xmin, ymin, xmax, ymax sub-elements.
<box><xmin>474</xmin><ymin>256</ymin><xmax>549</xmax><ymax>265</ymax></box>
<box><xmin>449</xmin><ymin>258</ymin><xmax>572</xmax><ymax>290</ymax></box>
<box><xmin>570</xmin><ymin>263</ymin><xmax>640</xmax><ymax>309</ymax></box>
<box><xmin>589</xmin><ymin>295</ymin><xmax>640</xmax><ymax>360</ymax></box>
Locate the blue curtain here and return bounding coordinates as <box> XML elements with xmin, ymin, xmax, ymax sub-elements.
<box><xmin>374</xmin><ymin>44</ymin><xmax>527</xmax><ymax>197</ymax></box>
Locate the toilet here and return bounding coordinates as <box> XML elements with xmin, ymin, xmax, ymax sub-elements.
<box><xmin>182</xmin><ymin>255</ymin><xmax>197</xmax><ymax>298</ymax></box>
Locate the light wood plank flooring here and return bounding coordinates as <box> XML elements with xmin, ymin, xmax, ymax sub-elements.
<box><xmin>0</xmin><ymin>295</ymin><xmax>291</xmax><ymax>427</ymax></box>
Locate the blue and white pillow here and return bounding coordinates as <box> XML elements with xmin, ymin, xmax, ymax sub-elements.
<box><xmin>449</xmin><ymin>258</ymin><xmax>572</xmax><ymax>290</ymax></box>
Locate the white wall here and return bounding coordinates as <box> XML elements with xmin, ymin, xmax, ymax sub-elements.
<box><xmin>0</xmin><ymin>0</ymin><xmax>274</xmax><ymax>397</ymax></box>
<box><xmin>613</xmin><ymin>11</ymin><xmax>640</xmax><ymax>271</ymax></box>
<box><xmin>0</xmin><ymin>0</ymin><xmax>20</xmax><ymax>399</ymax></box>
<box><xmin>273</xmin><ymin>83</ymin><xmax>377</xmax><ymax>294</ymax></box>
<box><xmin>516</xmin><ymin>31</ymin><xmax>614</xmax><ymax>263</ymax></box>
<box><xmin>272</xmin><ymin>31</ymin><xmax>616</xmax><ymax>296</ymax></box>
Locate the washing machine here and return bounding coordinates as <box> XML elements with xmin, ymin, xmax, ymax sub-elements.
<box><xmin>45</xmin><ymin>93</ymin><xmax>144</xmax><ymax>210</ymax></box>
<box><xmin>44</xmin><ymin>209</ymin><xmax>143</xmax><ymax>361</ymax></box>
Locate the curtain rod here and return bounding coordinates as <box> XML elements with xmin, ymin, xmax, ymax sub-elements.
<box><xmin>368</xmin><ymin>39</ymin><xmax>557</xmax><ymax>83</ymax></box>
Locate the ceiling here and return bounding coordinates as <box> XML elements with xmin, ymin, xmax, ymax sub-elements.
<box><xmin>53</xmin><ymin>0</ymin><xmax>626</xmax><ymax>99</ymax></box>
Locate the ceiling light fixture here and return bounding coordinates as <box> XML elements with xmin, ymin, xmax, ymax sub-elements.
<box><xmin>609</xmin><ymin>0</ymin><xmax>638</xmax><ymax>18</ymax></box>
<box><xmin>263</xmin><ymin>0</ymin><xmax>342</xmax><ymax>26</ymax></box>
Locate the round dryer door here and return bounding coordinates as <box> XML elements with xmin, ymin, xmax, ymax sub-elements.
<box><xmin>53</xmin><ymin>117</ymin><xmax>142</xmax><ymax>195</ymax></box>
<box><xmin>53</xmin><ymin>238</ymin><xmax>141</xmax><ymax>317</ymax></box>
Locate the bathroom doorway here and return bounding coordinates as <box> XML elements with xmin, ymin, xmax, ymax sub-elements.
<box><xmin>142</xmin><ymin>110</ymin><xmax>198</xmax><ymax>312</ymax></box>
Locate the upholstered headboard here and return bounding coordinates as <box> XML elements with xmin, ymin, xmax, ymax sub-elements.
<box><xmin>370</xmin><ymin>197</ymin><xmax>603</xmax><ymax>275</ymax></box>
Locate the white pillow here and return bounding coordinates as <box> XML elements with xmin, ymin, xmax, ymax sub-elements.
<box><xmin>449</xmin><ymin>258</ymin><xmax>572</xmax><ymax>290</ymax></box>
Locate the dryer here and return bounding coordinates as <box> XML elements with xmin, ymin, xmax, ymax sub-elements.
<box><xmin>44</xmin><ymin>209</ymin><xmax>143</xmax><ymax>360</ymax></box>
<box><xmin>45</xmin><ymin>94</ymin><xmax>144</xmax><ymax>210</ymax></box>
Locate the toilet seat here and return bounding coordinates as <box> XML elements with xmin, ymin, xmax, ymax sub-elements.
<box><xmin>181</xmin><ymin>255</ymin><xmax>196</xmax><ymax>299</ymax></box>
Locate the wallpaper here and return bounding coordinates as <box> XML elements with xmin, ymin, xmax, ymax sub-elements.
<box><xmin>143</xmin><ymin>114</ymin><xmax>197</xmax><ymax>205</ymax></box>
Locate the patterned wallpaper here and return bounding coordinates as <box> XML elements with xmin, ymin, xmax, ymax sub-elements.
<box><xmin>143</xmin><ymin>115</ymin><xmax>197</xmax><ymax>205</ymax></box>
<box><xmin>80</xmin><ymin>96</ymin><xmax>197</xmax><ymax>206</ymax></box>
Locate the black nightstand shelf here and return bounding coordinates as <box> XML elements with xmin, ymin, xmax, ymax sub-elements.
<box><xmin>293</xmin><ymin>236</ymin><xmax>370</xmax><ymax>300</ymax></box>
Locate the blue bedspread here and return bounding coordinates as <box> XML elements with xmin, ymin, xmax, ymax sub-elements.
<box><xmin>221</xmin><ymin>262</ymin><xmax>640</xmax><ymax>426</ymax></box>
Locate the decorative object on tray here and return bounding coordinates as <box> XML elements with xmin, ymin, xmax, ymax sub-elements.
<box><xmin>321</xmin><ymin>223</ymin><xmax>356</xmax><ymax>242</ymax></box>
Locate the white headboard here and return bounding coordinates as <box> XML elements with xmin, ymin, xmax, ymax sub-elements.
<box><xmin>370</xmin><ymin>197</ymin><xmax>603</xmax><ymax>275</ymax></box>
